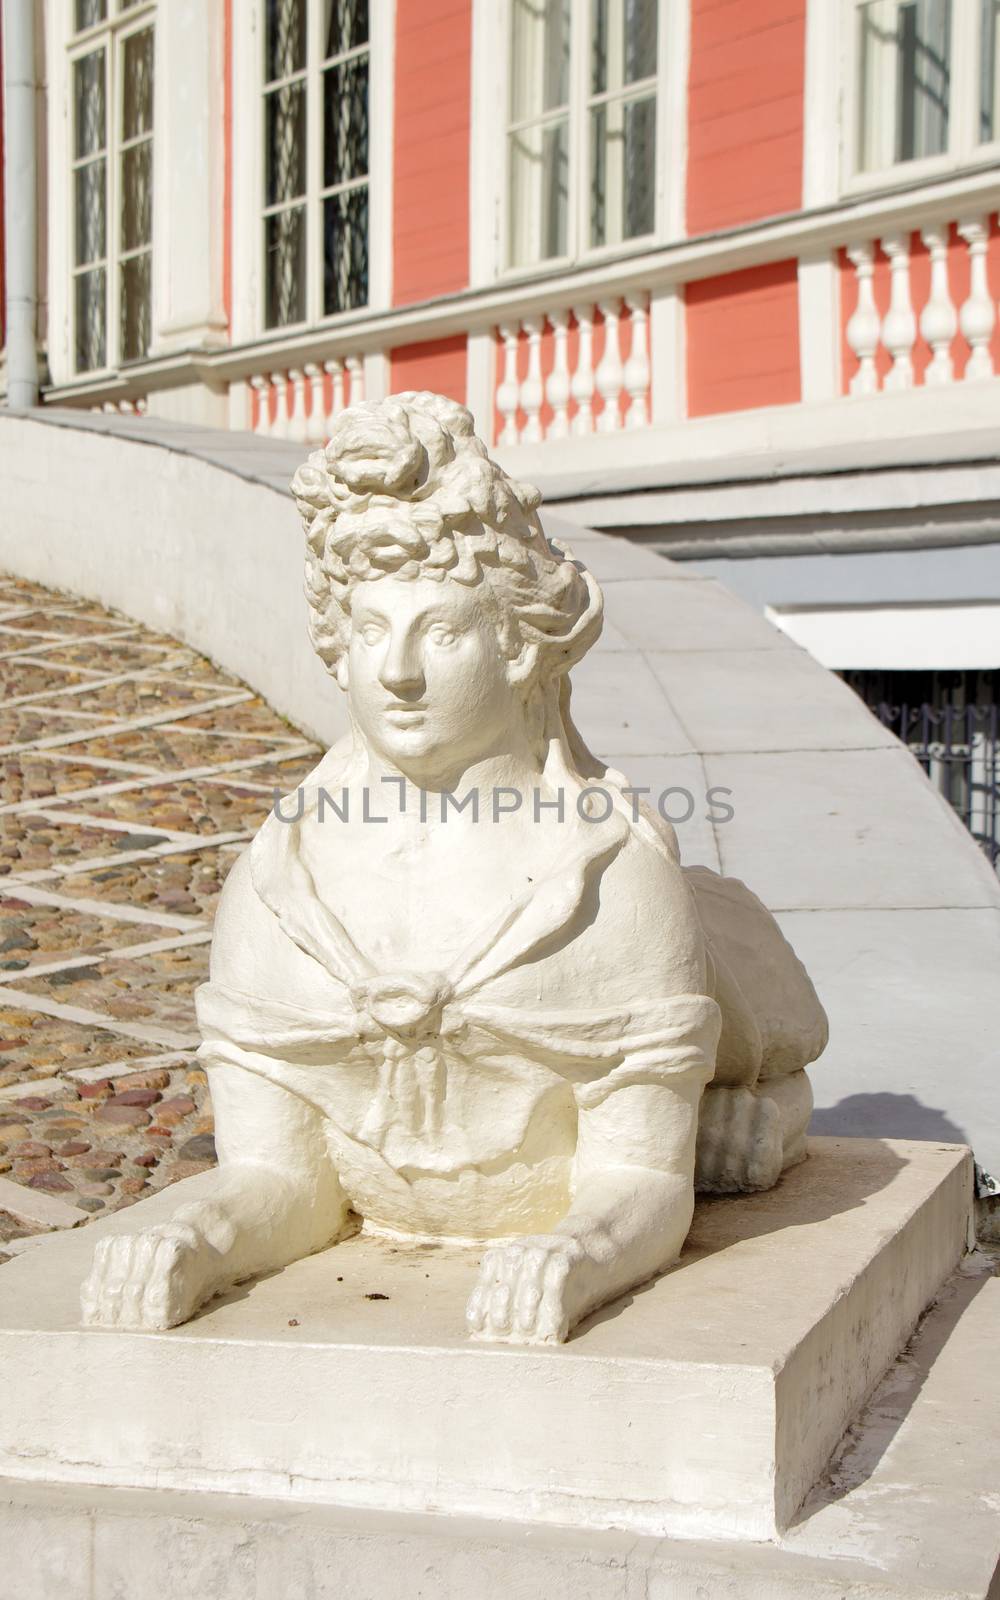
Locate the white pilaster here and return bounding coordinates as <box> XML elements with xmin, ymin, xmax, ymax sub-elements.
<box><xmin>648</xmin><ymin>286</ymin><xmax>685</xmax><ymax>424</ymax></box>
<box><xmin>150</xmin><ymin>0</ymin><xmax>229</xmax><ymax>354</ymax></box>
<box><xmin>797</xmin><ymin>253</ymin><xmax>840</xmax><ymax>402</ymax></box>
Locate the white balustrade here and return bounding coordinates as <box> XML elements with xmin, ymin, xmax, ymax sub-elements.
<box><xmin>346</xmin><ymin>354</ymin><xmax>365</xmax><ymax>405</ymax></box>
<box><xmin>493</xmin><ymin>298</ymin><xmax>650</xmax><ymax>446</ymax></box>
<box><xmin>919</xmin><ymin>227</ymin><xmax>957</xmax><ymax>385</ymax></box>
<box><xmin>244</xmin><ymin>356</ymin><xmax>365</xmax><ymax>440</ymax></box>
<box><xmin>623</xmin><ymin>292</ymin><xmax>651</xmax><ymax>430</ymax></box>
<box><xmin>496</xmin><ymin>325</ymin><xmax>521</xmax><ymax>446</ymax></box>
<box><xmin>595</xmin><ymin>299</ymin><xmax>624</xmax><ymax>433</ymax></box>
<box><xmin>881</xmin><ymin>235</ymin><xmax>916</xmax><ymax>392</ymax></box>
<box><xmin>957</xmin><ymin>217</ymin><xmax>997</xmax><ymax>381</ymax></box>
<box><xmin>843</xmin><ymin>217</ymin><xmax>998</xmax><ymax>396</ymax></box>
<box><xmin>520</xmin><ymin>318</ymin><xmax>545</xmax><ymax>444</ymax></box>
<box><xmin>570</xmin><ymin>305</ymin><xmax>596</xmax><ymax>436</ymax></box>
<box><xmin>845</xmin><ymin>243</ymin><xmax>880</xmax><ymax>396</ymax></box>
<box><xmin>546</xmin><ymin>310</ymin><xmax>571</xmax><ymax>439</ymax></box>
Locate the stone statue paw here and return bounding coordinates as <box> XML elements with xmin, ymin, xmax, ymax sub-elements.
<box><xmin>80</xmin><ymin>1219</ymin><xmax>215</xmax><ymax>1331</ymax></box>
<box><xmin>695</xmin><ymin>1085</ymin><xmax>784</xmax><ymax>1194</ymax></box>
<box><xmin>466</xmin><ymin>1235</ymin><xmax>590</xmax><ymax>1345</ymax></box>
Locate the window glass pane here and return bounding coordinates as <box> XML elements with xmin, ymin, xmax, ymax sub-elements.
<box><xmin>74</xmin><ymin>50</ymin><xmax>106</xmax><ymax>160</ymax></box>
<box><xmin>265</xmin><ymin>0</ymin><xmax>306</xmax><ymax>83</ymax></box>
<box><xmin>75</xmin><ymin>159</ymin><xmax>107</xmax><ymax>266</ymax></box>
<box><xmin>119</xmin><ymin>0</ymin><xmax>148</xmax><ymax>11</ymax></box>
<box><xmin>857</xmin><ymin>0</ymin><xmax>951</xmax><ymax>170</ymax></box>
<box><xmin>323</xmin><ymin>0</ymin><xmax>369</xmax><ymax>59</ymax></box>
<box><xmin>265</xmin><ymin>205</ymin><xmax>307</xmax><ymax>326</ymax></box>
<box><xmin>324</xmin><ymin>55</ymin><xmax>369</xmax><ymax>187</ymax></box>
<box><xmin>591</xmin><ymin>0</ymin><xmax>658</xmax><ymax>95</ymax></box>
<box><xmin>120</xmin><ymin>252</ymin><xmax>151</xmax><ymax>361</ymax></box>
<box><xmin>510</xmin><ymin>0</ymin><xmax>571</xmax><ymax>122</ymax></box>
<box><xmin>265</xmin><ymin>82</ymin><xmax>307</xmax><ymax>205</ymax></box>
<box><xmin>508</xmin><ymin>118</ymin><xmax>569</xmax><ymax>266</ymax></box>
<box><xmin>982</xmin><ymin>0</ymin><xmax>1000</xmax><ymax>140</ymax></box>
<box><xmin>323</xmin><ymin>186</ymin><xmax>369</xmax><ymax>313</ymax></box>
<box><xmin>121</xmin><ymin>143</ymin><xmax>152</xmax><ymax>251</ymax></box>
<box><xmin>75</xmin><ymin>267</ymin><xmax>107</xmax><ymax>371</ymax></box>
<box><xmin>122</xmin><ymin>28</ymin><xmax>154</xmax><ymax>141</ymax></box>
<box><xmin>75</xmin><ymin>0</ymin><xmax>107</xmax><ymax>30</ymax></box>
<box><xmin>590</xmin><ymin>92</ymin><xmax>655</xmax><ymax>246</ymax></box>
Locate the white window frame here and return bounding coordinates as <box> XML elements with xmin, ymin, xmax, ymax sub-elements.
<box><xmin>46</xmin><ymin>0</ymin><xmax>158</xmax><ymax>385</ymax></box>
<box><xmin>840</xmin><ymin>0</ymin><xmax>1000</xmax><ymax>195</ymax></box>
<box><xmin>469</xmin><ymin>0</ymin><xmax>688</xmax><ymax>287</ymax></box>
<box><xmin>230</xmin><ymin>0</ymin><xmax>394</xmax><ymax>344</ymax></box>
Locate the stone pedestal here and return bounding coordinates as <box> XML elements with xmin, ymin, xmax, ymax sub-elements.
<box><xmin>3</xmin><ymin>1139</ymin><xmax>997</xmax><ymax>1598</ymax></box>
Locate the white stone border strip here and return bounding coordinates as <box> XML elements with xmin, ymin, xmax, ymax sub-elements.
<box><xmin>0</xmin><ymin>660</ymin><xmax>202</xmax><ymax>711</ymax></box>
<box><xmin>0</xmin><ymin>629</ymin><xmax>164</xmax><ymax>662</ymax></box>
<box><xmin>0</xmin><ymin>884</ymin><xmax>206</xmax><ymax>932</ymax></box>
<box><xmin>0</xmin><ymin>986</ymin><xmax>200</xmax><ymax>1050</ymax></box>
<box><xmin>0</xmin><ymin>689</ymin><xmax>254</xmax><ymax>757</ymax></box>
<box><xmin>0</xmin><ymin>1175</ymin><xmax>83</xmax><ymax>1231</ymax></box>
<box><xmin>66</xmin><ymin>1051</ymin><xmax>193</xmax><ymax>1084</ymax></box>
<box><xmin>1</xmin><ymin>828</ymin><xmax>251</xmax><ymax>887</ymax></box>
<box><xmin>0</xmin><ymin>741</ymin><xmax>318</xmax><ymax>816</ymax></box>
<box><xmin>23</xmin><ymin>806</ymin><xmax>209</xmax><ymax>845</ymax></box>
<box><xmin>0</xmin><ymin>928</ymin><xmax>212</xmax><ymax>987</ymax></box>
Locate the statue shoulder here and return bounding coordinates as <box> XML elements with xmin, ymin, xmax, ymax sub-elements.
<box><xmin>207</xmin><ymin>840</ymin><xmax>290</xmax><ymax>991</ymax></box>
<box><xmin>592</xmin><ymin>825</ymin><xmax>707</xmax><ymax>995</ymax></box>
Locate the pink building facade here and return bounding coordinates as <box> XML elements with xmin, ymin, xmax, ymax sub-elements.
<box><xmin>2</xmin><ymin>2</ymin><xmax>1000</xmax><ymax>836</ymax></box>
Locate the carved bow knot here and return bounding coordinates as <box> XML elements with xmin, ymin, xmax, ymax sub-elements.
<box><xmin>349</xmin><ymin>972</ymin><xmax>454</xmax><ymax>1041</ymax></box>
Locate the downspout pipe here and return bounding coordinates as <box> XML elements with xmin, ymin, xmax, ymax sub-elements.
<box><xmin>2</xmin><ymin>0</ymin><xmax>39</xmax><ymax>409</ymax></box>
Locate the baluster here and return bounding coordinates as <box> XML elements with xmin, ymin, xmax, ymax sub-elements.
<box><xmin>304</xmin><ymin>363</ymin><xmax>325</xmax><ymax>442</ymax></box>
<box><xmin>623</xmin><ymin>291</ymin><xmax>651</xmax><ymax>429</ymax></box>
<box><xmin>288</xmin><ymin>369</ymin><xmax>308</xmax><ymax>442</ymax></box>
<box><xmin>269</xmin><ymin>372</ymin><xmax>290</xmax><ymax>439</ymax></box>
<box><xmin>845</xmin><ymin>243</ymin><xmax>881</xmax><ymax>396</ymax></box>
<box><xmin>546</xmin><ymin>310</ymin><xmax>571</xmax><ymax>439</ymax></box>
<box><xmin>250</xmin><ymin>375</ymin><xmax>271</xmax><ymax>437</ymax></box>
<box><xmin>957</xmin><ymin>217</ymin><xmax>997</xmax><ymax>380</ymax></box>
<box><xmin>345</xmin><ymin>354</ymin><xmax>365</xmax><ymax>405</ymax></box>
<box><xmin>325</xmin><ymin>358</ymin><xmax>346</xmax><ymax>419</ymax></box>
<box><xmin>520</xmin><ymin>318</ymin><xmax>545</xmax><ymax>443</ymax></box>
<box><xmin>881</xmin><ymin>236</ymin><xmax>916</xmax><ymax>391</ymax></box>
<box><xmin>919</xmin><ymin>227</ymin><xmax>957</xmax><ymax>386</ymax></box>
<box><xmin>496</xmin><ymin>324</ymin><xmax>521</xmax><ymax>446</ymax></box>
<box><xmin>570</xmin><ymin>305</ymin><xmax>595</xmax><ymax>435</ymax></box>
<box><xmin>595</xmin><ymin>297</ymin><xmax>624</xmax><ymax>431</ymax></box>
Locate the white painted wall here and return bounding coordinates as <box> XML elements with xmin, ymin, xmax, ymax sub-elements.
<box><xmin>0</xmin><ymin>414</ymin><xmax>347</xmax><ymax>744</ymax></box>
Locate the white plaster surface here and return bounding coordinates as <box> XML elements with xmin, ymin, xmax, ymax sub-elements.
<box><xmin>1</xmin><ymin>410</ymin><xmax>998</xmax><ymax>1182</ymax></box>
<box><xmin>5</xmin><ymin>1252</ymin><xmax>998</xmax><ymax>1598</ymax></box>
<box><xmin>0</xmin><ymin>1140</ymin><xmax>972</xmax><ymax>1544</ymax></box>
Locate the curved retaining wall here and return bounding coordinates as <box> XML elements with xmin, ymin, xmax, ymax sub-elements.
<box><xmin>2</xmin><ymin>408</ymin><xmax>999</xmax><ymax>1171</ymax></box>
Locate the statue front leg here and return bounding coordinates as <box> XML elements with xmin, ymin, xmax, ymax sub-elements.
<box><xmin>467</xmin><ymin>1068</ymin><xmax>705</xmax><ymax>1345</ymax></box>
<box><xmin>81</xmin><ymin>1063</ymin><xmax>348</xmax><ymax>1330</ymax></box>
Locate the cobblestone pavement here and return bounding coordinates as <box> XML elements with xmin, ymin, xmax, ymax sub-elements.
<box><xmin>0</xmin><ymin>574</ymin><xmax>321</xmax><ymax>1261</ymax></box>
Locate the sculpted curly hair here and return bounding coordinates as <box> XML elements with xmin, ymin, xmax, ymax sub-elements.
<box><xmin>289</xmin><ymin>391</ymin><xmax>602</xmax><ymax>684</ymax></box>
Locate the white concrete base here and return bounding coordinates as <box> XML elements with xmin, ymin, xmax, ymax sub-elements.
<box><xmin>0</xmin><ymin>1140</ymin><xmax>973</xmax><ymax>1551</ymax></box>
<box><xmin>3</xmin><ymin>1252</ymin><xmax>999</xmax><ymax>1599</ymax></box>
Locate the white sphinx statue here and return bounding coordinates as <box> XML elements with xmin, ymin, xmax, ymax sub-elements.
<box><xmin>81</xmin><ymin>393</ymin><xmax>827</xmax><ymax>1345</ymax></box>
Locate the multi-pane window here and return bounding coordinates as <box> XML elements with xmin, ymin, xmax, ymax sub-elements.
<box><xmin>506</xmin><ymin>0</ymin><xmax>659</xmax><ymax>271</ymax></box>
<box><xmin>70</xmin><ymin>0</ymin><xmax>154</xmax><ymax>373</ymax></box>
<box><xmin>263</xmin><ymin>0</ymin><xmax>370</xmax><ymax>329</ymax></box>
<box><xmin>854</xmin><ymin>0</ymin><xmax>1000</xmax><ymax>175</ymax></box>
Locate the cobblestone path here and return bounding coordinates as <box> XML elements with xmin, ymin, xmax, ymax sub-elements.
<box><xmin>0</xmin><ymin>573</ymin><xmax>320</xmax><ymax>1260</ymax></box>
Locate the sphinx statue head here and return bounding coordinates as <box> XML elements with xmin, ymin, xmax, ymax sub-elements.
<box><xmin>289</xmin><ymin>391</ymin><xmax>615</xmax><ymax>802</ymax></box>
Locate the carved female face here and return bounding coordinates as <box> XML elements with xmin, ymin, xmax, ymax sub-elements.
<box><xmin>343</xmin><ymin>575</ymin><xmax>522</xmax><ymax>781</ymax></box>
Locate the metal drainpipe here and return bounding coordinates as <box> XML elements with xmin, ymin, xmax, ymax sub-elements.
<box><xmin>2</xmin><ymin>0</ymin><xmax>40</xmax><ymax>409</ymax></box>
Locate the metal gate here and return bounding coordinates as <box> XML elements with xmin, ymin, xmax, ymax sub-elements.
<box><xmin>841</xmin><ymin>669</ymin><xmax>1000</xmax><ymax>872</ymax></box>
